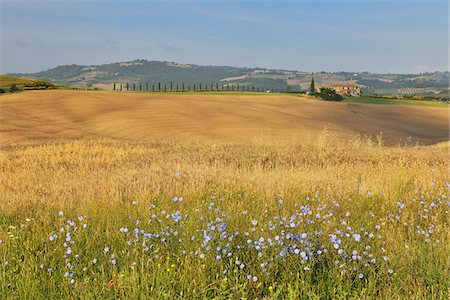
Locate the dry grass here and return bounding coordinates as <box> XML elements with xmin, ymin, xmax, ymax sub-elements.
<box><xmin>1</xmin><ymin>134</ymin><xmax>448</xmax><ymax>216</ymax></box>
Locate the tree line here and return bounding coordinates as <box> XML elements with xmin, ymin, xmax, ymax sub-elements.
<box><xmin>112</xmin><ymin>82</ymin><xmax>275</xmax><ymax>93</ymax></box>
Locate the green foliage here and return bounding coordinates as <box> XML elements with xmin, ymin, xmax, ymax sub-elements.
<box><xmin>9</xmin><ymin>83</ymin><xmax>19</xmax><ymax>92</ymax></box>
<box><xmin>318</xmin><ymin>87</ymin><xmax>344</xmax><ymax>101</ymax></box>
<box><xmin>310</xmin><ymin>78</ymin><xmax>315</xmax><ymax>95</ymax></box>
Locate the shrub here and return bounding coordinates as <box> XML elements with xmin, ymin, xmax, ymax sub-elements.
<box><xmin>9</xmin><ymin>83</ymin><xmax>19</xmax><ymax>92</ymax></box>
<box><xmin>318</xmin><ymin>87</ymin><xmax>343</xmax><ymax>101</ymax></box>
<box><xmin>24</xmin><ymin>80</ymin><xmax>55</xmax><ymax>89</ymax></box>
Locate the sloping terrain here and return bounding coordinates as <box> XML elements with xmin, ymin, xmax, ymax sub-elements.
<box><xmin>0</xmin><ymin>90</ymin><xmax>448</xmax><ymax>146</ymax></box>
<box><xmin>10</xmin><ymin>60</ymin><xmax>449</xmax><ymax>96</ymax></box>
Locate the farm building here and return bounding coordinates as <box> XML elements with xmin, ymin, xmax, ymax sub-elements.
<box><xmin>318</xmin><ymin>83</ymin><xmax>361</xmax><ymax>96</ymax></box>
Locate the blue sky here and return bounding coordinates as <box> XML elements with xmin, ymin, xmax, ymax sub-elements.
<box><xmin>1</xmin><ymin>0</ymin><xmax>448</xmax><ymax>73</ymax></box>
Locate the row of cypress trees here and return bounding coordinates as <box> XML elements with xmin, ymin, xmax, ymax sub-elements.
<box><xmin>112</xmin><ymin>82</ymin><xmax>273</xmax><ymax>92</ymax></box>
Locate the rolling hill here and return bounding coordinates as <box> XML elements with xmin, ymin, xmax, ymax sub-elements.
<box><xmin>9</xmin><ymin>60</ymin><xmax>449</xmax><ymax>97</ymax></box>
<box><xmin>0</xmin><ymin>90</ymin><xmax>448</xmax><ymax>146</ymax></box>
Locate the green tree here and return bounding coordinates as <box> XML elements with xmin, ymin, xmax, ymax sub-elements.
<box><xmin>158</xmin><ymin>82</ymin><xmax>161</xmax><ymax>92</ymax></box>
<box><xmin>310</xmin><ymin>78</ymin><xmax>315</xmax><ymax>95</ymax></box>
<box><xmin>126</xmin><ymin>83</ymin><xmax>129</xmax><ymax>91</ymax></box>
<box><xmin>9</xmin><ymin>83</ymin><xmax>19</xmax><ymax>92</ymax></box>
<box><xmin>318</xmin><ymin>87</ymin><xmax>343</xmax><ymax>101</ymax></box>
<box><xmin>113</xmin><ymin>82</ymin><xmax>116</xmax><ymax>91</ymax></box>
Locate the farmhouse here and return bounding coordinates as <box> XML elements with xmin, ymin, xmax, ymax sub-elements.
<box><xmin>318</xmin><ymin>83</ymin><xmax>361</xmax><ymax>96</ymax></box>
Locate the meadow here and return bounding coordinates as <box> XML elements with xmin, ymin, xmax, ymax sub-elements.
<box><xmin>0</xmin><ymin>91</ymin><xmax>449</xmax><ymax>299</ymax></box>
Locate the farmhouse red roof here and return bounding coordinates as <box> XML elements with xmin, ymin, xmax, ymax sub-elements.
<box><xmin>318</xmin><ymin>83</ymin><xmax>359</xmax><ymax>87</ymax></box>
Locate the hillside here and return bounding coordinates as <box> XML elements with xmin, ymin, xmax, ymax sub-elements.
<box><xmin>0</xmin><ymin>75</ymin><xmax>33</xmax><ymax>89</ymax></box>
<box><xmin>10</xmin><ymin>60</ymin><xmax>449</xmax><ymax>97</ymax></box>
<box><xmin>1</xmin><ymin>90</ymin><xmax>448</xmax><ymax>146</ymax></box>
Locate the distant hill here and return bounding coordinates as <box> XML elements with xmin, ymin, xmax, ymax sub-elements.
<box><xmin>9</xmin><ymin>60</ymin><xmax>449</xmax><ymax>97</ymax></box>
<box><xmin>0</xmin><ymin>75</ymin><xmax>33</xmax><ymax>89</ymax></box>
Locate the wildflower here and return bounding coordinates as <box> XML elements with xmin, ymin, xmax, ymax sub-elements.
<box><xmin>251</xmin><ymin>220</ymin><xmax>258</xmax><ymax>226</ymax></box>
<box><xmin>252</xmin><ymin>276</ymin><xmax>258</xmax><ymax>282</ymax></box>
<box><xmin>92</xmin><ymin>258</ymin><xmax>97</xmax><ymax>264</ymax></box>
<box><xmin>353</xmin><ymin>234</ymin><xmax>361</xmax><ymax>242</ymax></box>
<box><xmin>358</xmin><ymin>273</ymin><xmax>364</xmax><ymax>279</ymax></box>
<box><xmin>104</xmin><ymin>247</ymin><xmax>109</xmax><ymax>253</ymax></box>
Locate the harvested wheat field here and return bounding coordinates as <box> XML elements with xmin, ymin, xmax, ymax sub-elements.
<box><xmin>0</xmin><ymin>90</ymin><xmax>448</xmax><ymax>146</ymax></box>
<box><xmin>0</xmin><ymin>90</ymin><xmax>449</xmax><ymax>299</ymax></box>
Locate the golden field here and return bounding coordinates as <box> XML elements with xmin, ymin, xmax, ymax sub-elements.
<box><xmin>0</xmin><ymin>90</ymin><xmax>448</xmax><ymax>146</ymax></box>
<box><xmin>0</xmin><ymin>90</ymin><xmax>449</xmax><ymax>298</ymax></box>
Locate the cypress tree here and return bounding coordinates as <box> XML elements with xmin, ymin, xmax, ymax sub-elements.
<box><xmin>164</xmin><ymin>83</ymin><xmax>167</xmax><ymax>92</ymax></box>
<box><xmin>152</xmin><ymin>84</ymin><xmax>155</xmax><ymax>92</ymax></box>
<box><xmin>310</xmin><ymin>78</ymin><xmax>315</xmax><ymax>95</ymax></box>
<box><xmin>176</xmin><ymin>84</ymin><xmax>179</xmax><ymax>92</ymax></box>
<box><xmin>146</xmin><ymin>83</ymin><xmax>149</xmax><ymax>91</ymax></box>
<box><xmin>126</xmin><ymin>83</ymin><xmax>129</xmax><ymax>91</ymax></box>
<box><xmin>113</xmin><ymin>82</ymin><xmax>116</xmax><ymax>91</ymax></box>
<box><xmin>158</xmin><ymin>82</ymin><xmax>161</xmax><ymax>92</ymax></box>
<box><xmin>170</xmin><ymin>82</ymin><xmax>173</xmax><ymax>92</ymax></box>
<box><xmin>194</xmin><ymin>84</ymin><xmax>196</xmax><ymax>91</ymax></box>
<box><xmin>182</xmin><ymin>83</ymin><xmax>185</xmax><ymax>91</ymax></box>
<box><xmin>139</xmin><ymin>83</ymin><xmax>142</xmax><ymax>91</ymax></box>
<box><xmin>133</xmin><ymin>83</ymin><xmax>136</xmax><ymax>91</ymax></box>
<box><xmin>120</xmin><ymin>83</ymin><xmax>122</xmax><ymax>91</ymax></box>
<box><xmin>199</xmin><ymin>83</ymin><xmax>202</xmax><ymax>91</ymax></box>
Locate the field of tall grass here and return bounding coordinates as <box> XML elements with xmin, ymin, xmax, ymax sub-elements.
<box><xmin>0</xmin><ymin>132</ymin><xmax>448</xmax><ymax>299</ymax></box>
